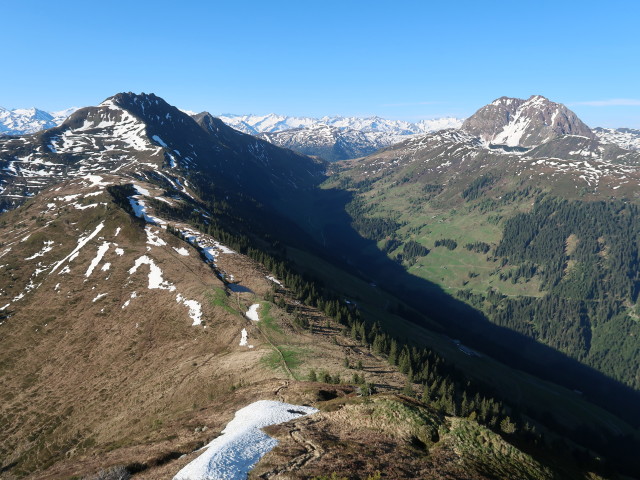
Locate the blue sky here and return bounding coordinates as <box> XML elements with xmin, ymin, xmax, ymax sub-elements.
<box><xmin>2</xmin><ymin>0</ymin><xmax>639</xmax><ymax>127</ymax></box>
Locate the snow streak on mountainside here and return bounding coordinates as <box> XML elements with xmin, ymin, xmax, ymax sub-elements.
<box><xmin>0</xmin><ymin>106</ymin><xmax>79</xmax><ymax>135</ymax></box>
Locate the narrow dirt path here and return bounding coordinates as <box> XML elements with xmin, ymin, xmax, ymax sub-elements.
<box><xmin>258</xmin><ymin>417</ymin><xmax>325</xmax><ymax>479</ymax></box>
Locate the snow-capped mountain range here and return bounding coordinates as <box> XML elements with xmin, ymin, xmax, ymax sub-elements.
<box><xmin>3</xmin><ymin>102</ymin><xmax>640</xmax><ymax>161</ymax></box>
<box><xmin>217</xmin><ymin>112</ymin><xmax>463</xmax><ymax>136</ymax></box>
<box><xmin>0</xmin><ymin>106</ymin><xmax>78</xmax><ymax>135</ymax></box>
<box><xmin>217</xmin><ymin>114</ymin><xmax>464</xmax><ymax>161</ymax></box>
<box><xmin>593</xmin><ymin>127</ymin><xmax>640</xmax><ymax>151</ymax></box>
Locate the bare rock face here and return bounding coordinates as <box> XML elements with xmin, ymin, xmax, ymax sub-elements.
<box><xmin>462</xmin><ymin>95</ymin><xmax>595</xmax><ymax>147</ymax></box>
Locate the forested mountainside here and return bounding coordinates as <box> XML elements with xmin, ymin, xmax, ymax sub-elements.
<box><xmin>316</xmin><ymin>95</ymin><xmax>640</xmax><ymax>400</ymax></box>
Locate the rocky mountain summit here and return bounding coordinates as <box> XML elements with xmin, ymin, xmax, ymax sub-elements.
<box><xmin>462</xmin><ymin>95</ymin><xmax>595</xmax><ymax>147</ymax></box>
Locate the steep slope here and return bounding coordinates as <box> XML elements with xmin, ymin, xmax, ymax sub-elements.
<box><xmin>462</xmin><ymin>95</ymin><xmax>595</xmax><ymax>147</ymax></box>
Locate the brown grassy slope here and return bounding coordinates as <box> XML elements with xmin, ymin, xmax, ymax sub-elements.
<box><xmin>0</xmin><ymin>178</ymin><xmax>276</xmax><ymax>478</ymax></box>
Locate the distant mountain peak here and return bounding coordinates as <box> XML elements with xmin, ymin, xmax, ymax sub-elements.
<box><xmin>463</xmin><ymin>95</ymin><xmax>595</xmax><ymax>147</ymax></box>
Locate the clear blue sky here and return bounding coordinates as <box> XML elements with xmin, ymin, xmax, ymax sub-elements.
<box><xmin>2</xmin><ymin>0</ymin><xmax>639</xmax><ymax>127</ymax></box>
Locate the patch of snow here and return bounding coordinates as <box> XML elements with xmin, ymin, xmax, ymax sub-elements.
<box><xmin>173</xmin><ymin>247</ymin><xmax>189</xmax><ymax>256</ymax></box>
<box><xmin>101</xmin><ymin>263</ymin><xmax>111</xmax><ymax>271</ymax></box>
<box><xmin>25</xmin><ymin>240</ymin><xmax>54</xmax><ymax>260</ymax></box>
<box><xmin>146</xmin><ymin>226</ymin><xmax>167</xmax><ymax>246</ymax></box>
<box><xmin>129</xmin><ymin>196</ymin><xmax>166</xmax><ymax>225</ymax></box>
<box><xmin>82</xmin><ymin>175</ymin><xmax>110</xmax><ymax>188</ymax></box>
<box><xmin>265</xmin><ymin>276</ymin><xmax>283</xmax><ymax>287</ymax></box>
<box><xmin>73</xmin><ymin>202</ymin><xmax>101</xmax><ymax>210</ymax></box>
<box><xmin>239</xmin><ymin>328</ymin><xmax>249</xmax><ymax>346</ymax></box>
<box><xmin>151</xmin><ymin>135</ymin><xmax>168</xmax><ymax>148</ymax></box>
<box><xmin>122</xmin><ymin>291</ymin><xmax>137</xmax><ymax>309</ymax></box>
<box><xmin>114</xmin><ymin>227</ymin><xmax>121</xmax><ymax>236</ymax></box>
<box><xmin>246</xmin><ymin>304</ymin><xmax>260</xmax><ymax>322</ymax></box>
<box><xmin>176</xmin><ymin>294</ymin><xmax>203</xmax><ymax>326</ymax></box>
<box><xmin>50</xmin><ymin>221</ymin><xmax>104</xmax><ymax>274</ymax></box>
<box><xmin>92</xmin><ymin>293</ymin><xmax>107</xmax><ymax>302</ymax></box>
<box><xmin>115</xmin><ymin>248</ymin><xmax>124</xmax><ymax>256</ymax></box>
<box><xmin>85</xmin><ymin>241</ymin><xmax>110</xmax><ymax>277</ymax></box>
<box><xmin>173</xmin><ymin>400</ymin><xmax>318</xmax><ymax>480</ymax></box>
<box><xmin>128</xmin><ymin>255</ymin><xmax>176</xmax><ymax>291</ymax></box>
<box><xmin>134</xmin><ymin>184</ymin><xmax>151</xmax><ymax>196</ymax></box>
<box><xmin>56</xmin><ymin>194</ymin><xmax>81</xmax><ymax>202</ymax></box>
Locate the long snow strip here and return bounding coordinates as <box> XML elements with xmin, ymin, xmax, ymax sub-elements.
<box><xmin>173</xmin><ymin>400</ymin><xmax>318</xmax><ymax>480</ymax></box>
<box><xmin>50</xmin><ymin>222</ymin><xmax>105</xmax><ymax>274</ymax></box>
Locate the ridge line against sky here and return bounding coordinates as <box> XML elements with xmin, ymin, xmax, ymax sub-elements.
<box><xmin>2</xmin><ymin>0</ymin><xmax>639</xmax><ymax>128</ymax></box>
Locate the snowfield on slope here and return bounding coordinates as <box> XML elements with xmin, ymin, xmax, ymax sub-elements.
<box><xmin>173</xmin><ymin>400</ymin><xmax>318</xmax><ymax>480</ymax></box>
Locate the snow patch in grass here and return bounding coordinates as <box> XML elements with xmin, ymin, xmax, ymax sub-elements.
<box><xmin>73</xmin><ymin>203</ymin><xmax>101</xmax><ymax>210</ymax></box>
<box><xmin>56</xmin><ymin>194</ymin><xmax>81</xmax><ymax>202</ymax></box>
<box><xmin>176</xmin><ymin>294</ymin><xmax>203</xmax><ymax>326</ymax></box>
<box><xmin>85</xmin><ymin>241</ymin><xmax>110</xmax><ymax>277</ymax></box>
<box><xmin>173</xmin><ymin>400</ymin><xmax>318</xmax><ymax>480</ymax></box>
<box><xmin>115</xmin><ymin>248</ymin><xmax>124</xmax><ymax>256</ymax></box>
<box><xmin>173</xmin><ymin>247</ymin><xmax>189</xmax><ymax>256</ymax></box>
<box><xmin>129</xmin><ymin>255</ymin><xmax>176</xmax><ymax>291</ymax></box>
<box><xmin>239</xmin><ymin>328</ymin><xmax>249</xmax><ymax>346</ymax></box>
<box><xmin>246</xmin><ymin>304</ymin><xmax>260</xmax><ymax>322</ymax></box>
<box><xmin>82</xmin><ymin>174</ymin><xmax>110</xmax><ymax>188</ymax></box>
<box><xmin>92</xmin><ymin>293</ymin><xmax>107</xmax><ymax>302</ymax></box>
<box><xmin>25</xmin><ymin>240</ymin><xmax>54</xmax><ymax>260</ymax></box>
<box><xmin>145</xmin><ymin>226</ymin><xmax>167</xmax><ymax>246</ymax></box>
<box><xmin>50</xmin><ymin>222</ymin><xmax>105</xmax><ymax>274</ymax></box>
<box><xmin>122</xmin><ymin>292</ymin><xmax>137</xmax><ymax>309</ymax></box>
